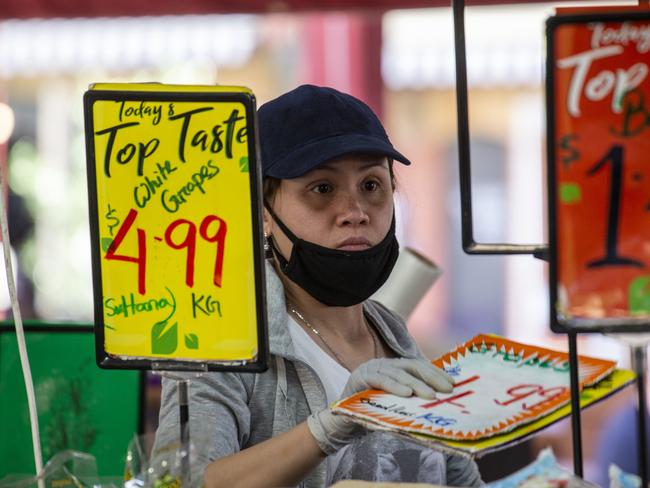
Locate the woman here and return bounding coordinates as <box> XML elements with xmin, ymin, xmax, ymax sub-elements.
<box><xmin>155</xmin><ymin>85</ymin><xmax>484</xmax><ymax>488</ymax></box>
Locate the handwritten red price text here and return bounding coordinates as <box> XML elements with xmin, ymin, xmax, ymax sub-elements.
<box><xmin>105</xmin><ymin>208</ymin><xmax>227</xmax><ymax>294</ymax></box>
<box><xmin>419</xmin><ymin>375</ymin><xmax>568</xmax><ymax>414</ymax></box>
<box><xmin>420</xmin><ymin>375</ymin><xmax>479</xmax><ymax>413</ymax></box>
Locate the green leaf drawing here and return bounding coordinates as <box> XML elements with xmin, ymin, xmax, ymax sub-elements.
<box><xmin>151</xmin><ymin>321</ymin><xmax>178</xmax><ymax>354</ymax></box>
<box><xmin>101</xmin><ymin>237</ymin><xmax>113</xmax><ymax>252</ymax></box>
<box><xmin>629</xmin><ymin>276</ymin><xmax>650</xmax><ymax>315</ymax></box>
<box><xmin>239</xmin><ymin>156</ymin><xmax>249</xmax><ymax>173</ymax></box>
<box><xmin>559</xmin><ymin>183</ymin><xmax>581</xmax><ymax>204</ymax></box>
<box><xmin>185</xmin><ymin>333</ymin><xmax>199</xmax><ymax>349</ymax></box>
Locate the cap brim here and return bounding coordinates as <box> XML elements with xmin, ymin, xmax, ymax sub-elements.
<box><xmin>264</xmin><ymin>133</ymin><xmax>411</xmax><ymax>179</ymax></box>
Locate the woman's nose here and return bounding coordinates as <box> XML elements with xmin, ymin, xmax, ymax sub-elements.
<box><xmin>336</xmin><ymin>192</ymin><xmax>369</xmax><ymax>226</ymax></box>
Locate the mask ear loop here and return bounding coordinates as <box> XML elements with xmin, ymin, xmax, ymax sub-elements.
<box><xmin>263</xmin><ymin>201</ymin><xmax>292</xmax><ymax>269</ymax></box>
<box><xmin>267</xmin><ymin>235</ymin><xmax>290</xmax><ymax>270</ymax></box>
<box><xmin>263</xmin><ymin>201</ymin><xmax>301</xmax><ymax>243</ymax></box>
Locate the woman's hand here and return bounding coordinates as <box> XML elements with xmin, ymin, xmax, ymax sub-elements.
<box><xmin>307</xmin><ymin>358</ymin><xmax>454</xmax><ymax>455</ymax></box>
<box><xmin>342</xmin><ymin>357</ymin><xmax>454</xmax><ymax>399</ymax></box>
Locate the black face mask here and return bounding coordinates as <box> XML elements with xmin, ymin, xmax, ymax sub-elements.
<box><xmin>265</xmin><ymin>204</ymin><xmax>399</xmax><ymax>307</ymax></box>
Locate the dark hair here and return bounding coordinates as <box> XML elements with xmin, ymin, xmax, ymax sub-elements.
<box><xmin>263</xmin><ymin>156</ymin><xmax>396</xmax><ymax>204</ymax></box>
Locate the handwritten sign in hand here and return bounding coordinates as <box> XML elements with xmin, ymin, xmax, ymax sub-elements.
<box><xmin>333</xmin><ymin>335</ymin><xmax>616</xmax><ymax>441</ymax></box>
<box><xmin>548</xmin><ymin>10</ymin><xmax>650</xmax><ymax>330</ymax></box>
<box><xmin>84</xmin><ymin>84</ymin><xmax>267</xmax><ymax>370</ymax></box>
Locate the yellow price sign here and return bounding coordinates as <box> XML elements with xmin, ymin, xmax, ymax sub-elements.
<box><xmin>83</xmin><ymin>83</ymin><xmax>268</xmax><ymax>371</ymax></box>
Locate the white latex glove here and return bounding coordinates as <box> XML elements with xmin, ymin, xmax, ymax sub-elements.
<box><xmin>307</xmin><ymin>358</ymin><xmax>454</xmax><ymax>455</ymax></box>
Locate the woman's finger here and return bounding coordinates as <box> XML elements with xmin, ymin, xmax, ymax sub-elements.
<box><xmin>368</xmin><ymin>374</ymin><xmax>414</xmax><ymax>397</ymax></box>
<box><xmin>398</xmin><ymin>359</ymin><xmax>454</xmax><ymax>393</ymax></box>
<box><xmin>380</xmin><ymin>367</ymin><xmax>437</xmax><ymax>399</ymax></box>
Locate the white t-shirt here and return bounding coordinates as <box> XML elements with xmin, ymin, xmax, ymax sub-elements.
<box><xmin>287</xmin><ymin>315</ymin><xmax>351</xmax><ymax>483</ymax></box>
<box><xmin>288</xmin><ymin>318</ymin><xmax>449</xmax><ymax>485</ymax></box>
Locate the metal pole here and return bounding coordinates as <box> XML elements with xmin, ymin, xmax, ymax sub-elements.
<box><xmin>568</xmin><ymin>332</ymin><xmax>583</xmax><ymax>477</ymax></box>
<box><xmin>632</xmin><ymin>345</ymin><xmax>648</xmax><ymax>487</ymax></box>
<box><xmin>178</xmin><ymin>379</ymin><xmax>190</xmax><ymax>486</ymax></box>
<box><xmin>452</xmin><ymin>0</ymin><xmax>474</xmax><ymax>253</ymax></box>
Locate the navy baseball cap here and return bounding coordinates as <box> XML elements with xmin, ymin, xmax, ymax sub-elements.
<box><xmin>258</xmin><ymin>84</ymin><xmax>411</xmax><ymax>179</ymax></box>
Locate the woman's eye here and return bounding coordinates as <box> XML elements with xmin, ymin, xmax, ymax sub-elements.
<box><xmin>311</xmin><ymin>183</ymin><xmax>332</xmax><ymax>194</ymax></box>
<box><xmin>363</xmin><ymin>180</ymin><xmax>380</xmax><ymax>192</ymax></box>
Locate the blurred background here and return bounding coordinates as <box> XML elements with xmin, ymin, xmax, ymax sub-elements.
<box><xmin>0</xmin><ymin>0</ymin><xmax>644</xmax><ymax>485</ymax></box>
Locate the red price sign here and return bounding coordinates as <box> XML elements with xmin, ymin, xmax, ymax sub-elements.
<box><xmin>547</xmin><ymin>9</ymin><xmax>650</xmax><ymax>331</ymax></box>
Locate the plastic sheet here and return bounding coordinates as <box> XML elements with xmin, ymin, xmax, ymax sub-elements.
<box><xmin>0</xmin><ymin>450</ymin><xmax>121</xmax><ymax>488</ymax></box>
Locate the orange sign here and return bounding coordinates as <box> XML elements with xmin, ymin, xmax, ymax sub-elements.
<box><xmin>333</xmin><ymin>335</ymin><xmax>616</xmax><ymax>441</ymax></box>
<box><xmin>548</xmin><ymin>9</ymin><xmax>650</xmax><ymax>329</ymax></box>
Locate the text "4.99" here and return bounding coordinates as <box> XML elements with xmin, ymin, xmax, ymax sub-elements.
<box><xmin>105</xmin><ymin>208</ymin><xmax>227</xmax><ymax>295</ymax></box>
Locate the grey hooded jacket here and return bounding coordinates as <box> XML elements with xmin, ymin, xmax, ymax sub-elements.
<box><xmin>155</xmin><ymin>263</ymin><xmax>484</xmax><ymax>487</ymax></box>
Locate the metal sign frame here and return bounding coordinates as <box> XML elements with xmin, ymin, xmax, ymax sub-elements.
<box><xmin>546</xmin><ymin>11</ymin><xmax>650</xmax><ymax>334</ymax></box>
<box><xmin>84</xmin><ymin>88</ymin><xmax>269</xmax><ymax>373</ymax></box>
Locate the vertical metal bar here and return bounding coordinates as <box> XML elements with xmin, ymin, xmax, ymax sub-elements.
<box><xmin>568</xmin><ymin>332</ymin><xmax>583</xmax><ymax>477</ymax></box>
<box><xmin>178</xmin><ymin>379</ymin><xmax>190</xmax><ymax>486</ymax></box>
<box><xmin>452</xmin><ymin>0</ymin><xmax>475</xmax><ymax>252</ymax></box>
<box><xmin>138</xmin><ymin>371</ymin><xmax>147</xmax><ymax>435</ymax></box>
<box><xmin>633</xmin><ymin>346</ymin><xmax>648</xmax><ymax>487</ymax></box>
